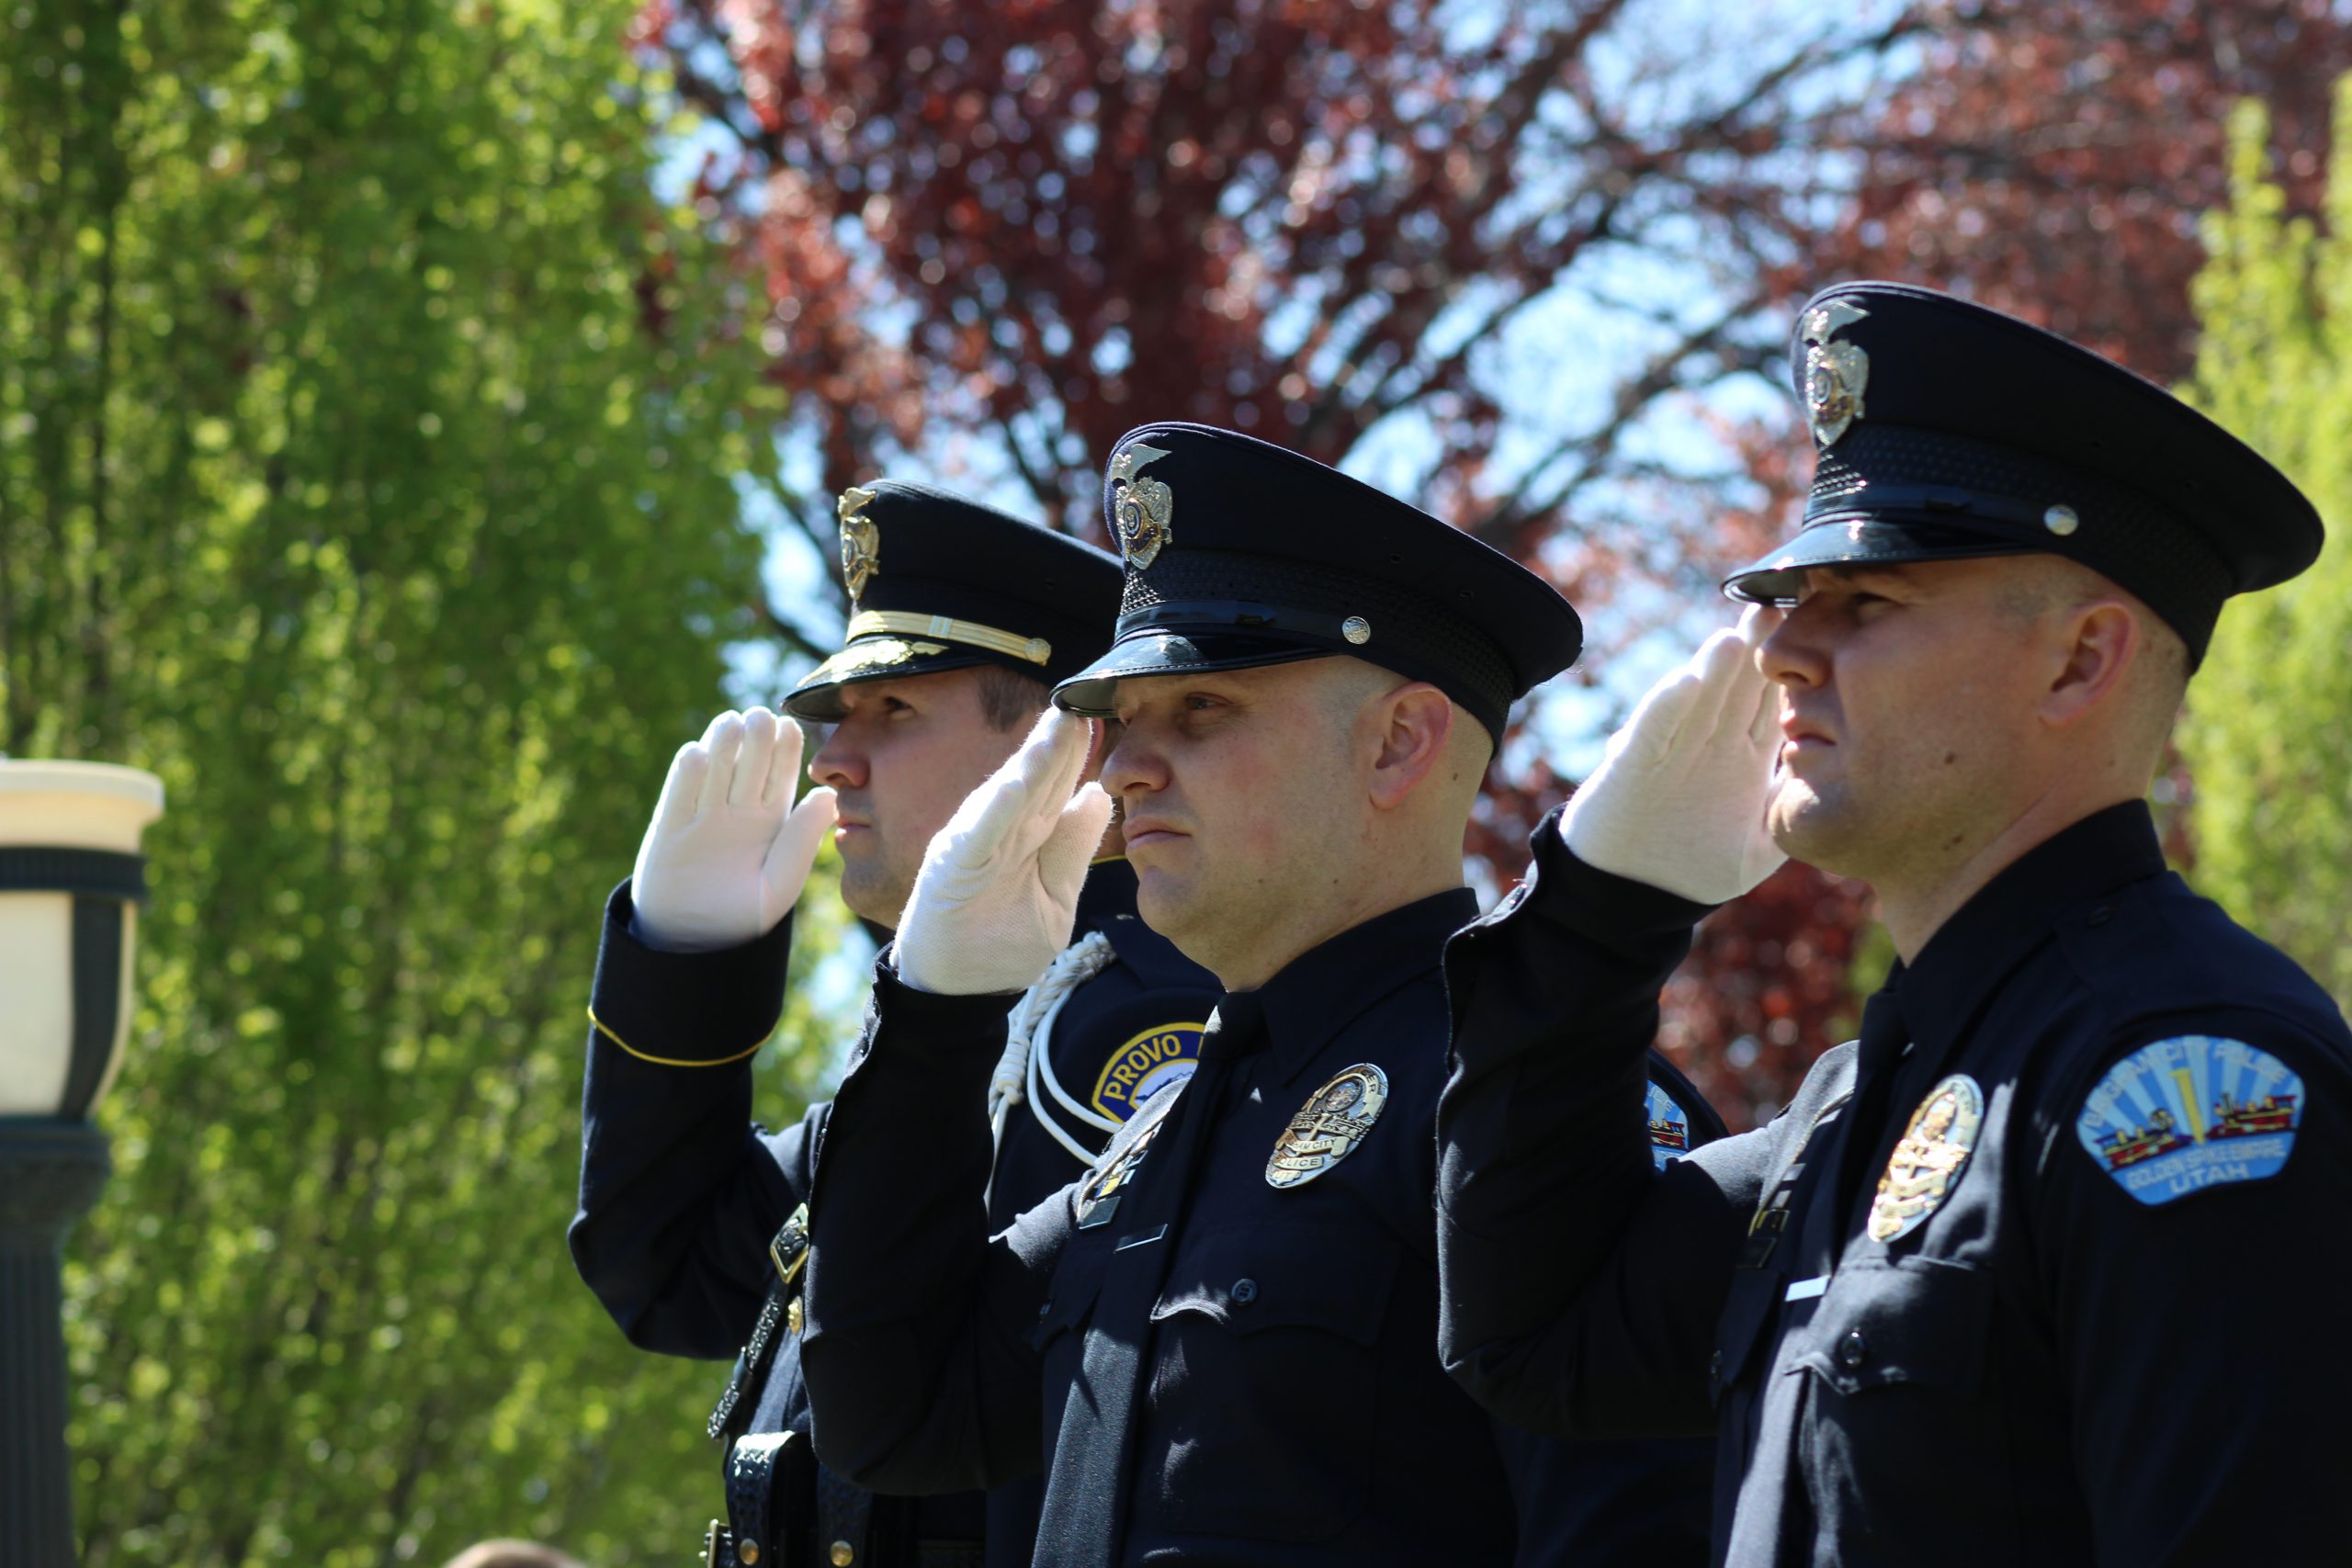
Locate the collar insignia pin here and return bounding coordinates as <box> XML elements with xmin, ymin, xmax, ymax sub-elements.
<box><xmin>1107</xmin><ymin>443</ymin><xmax>1175</xmax><ymax>569</ymax></box>
<box><xmin>1266</xmin><ymin>1064</ymin><xmax>1388</xmax><ymax>1190</ymax></box>
<box><xmin>838</xmin><ymin>486</ymin><xmax>881</xmax><ymax>599</ymax></box>
<box><xmin>1801</xmin><ymin>300</ymin><xmax>1871</xmax><ymax>447</ymax></box>
<box><xmin>1867</xmin><ymin>1074</ymin><xmax>1984</xmax><ymax>1243</ymax></box>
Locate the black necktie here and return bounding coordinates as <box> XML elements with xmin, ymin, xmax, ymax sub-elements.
<box><xmin>1031</xmin><ymin>995</ymin><xmax>1263</xmax><ymax>1568</ymax></box>
<box><xmin>1828</xmin><ymin>984</ymin><xmax>1914</xmax><ymax>1217</ymax></box>
<box><xmin>1724</xmin><ymin>982</ymin><xmax>1913</xmax><ymax>1565</ymax></box>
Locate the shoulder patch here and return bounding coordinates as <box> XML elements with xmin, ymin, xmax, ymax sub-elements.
<box><xmin>1088</xmin><ymin>1021</ymin><xmax>1206</xmax><ymax>1122</ymax></box>
<box><xmin>2075</xmin><ymin>1035</ymin><xmax>2303</xmax><ymax>1206</ymax></box>
<box><xmin>1645</xmin><ymin>1079</ymin><xmax>1696</xmax><ymax>1168</ymax></box>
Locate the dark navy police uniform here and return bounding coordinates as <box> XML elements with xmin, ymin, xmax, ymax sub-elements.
<box><xmin>1436</xmin><ymin>284</ymin><xmax>2349</xmax><ymax>1565</ymax></box>
<box><xmin>573</xmin><ymin>860</ymin><xmax>1212</xmax><ymax>1567</ymax></box>
<box><xmin>799</xmin><ymin>424</ymin><xmax>1723</xmax><ymax>1568</ymax></box>
<box><xmin>1440</xmin><ymin>805</ymin><xmax>2352</xmax><ymax>1565</ymax></box>
<box><xmin>570</xmin><ymin>481</ymin><xmax>1218</xmax><ymax>1568</ymax></box>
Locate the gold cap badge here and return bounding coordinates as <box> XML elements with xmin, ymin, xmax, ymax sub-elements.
<box><xmin>1107</xmin><ymin>442</ymin><xmax>1175</xmax><ymax>569</ymax></box>
<box><xmin>1800</xmin><ymin>300</ymin><xmax>1871</xmax><ymax>447</ymax></box>
<box><xmin>1867</xmin><ymin>1073</ymin><xmax>1983</xmax><ymax>1243</ymax></box>
<box><xmin>838</xmin><ymin>486</ymin><xmax>881</xmax><ymax>599</ymax></box>
<box><xmin>1266</xmin><ymin>1064</ymin><xmax>1388</xmax><ymax>1190</ymax></box>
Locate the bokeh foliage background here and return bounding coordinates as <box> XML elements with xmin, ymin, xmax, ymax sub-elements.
<box><xmin>3</xmin><ymin>0</ymin><xmax>849</xmax><ymax>1560</ymax></box>
<box><xmin>2182</xmin><ymin>85</ymin><xmax>2352</xmax><ymax>1011</ymax></box>
<box><xmin>7</xmin><ymin>0</ymin><xmax>2352</xmax><ymax>1563</ymax></box>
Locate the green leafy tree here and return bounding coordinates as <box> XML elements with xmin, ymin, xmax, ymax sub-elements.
<box><xmin>2180</xmin><ymin>85</ymin><xmax>2352</xmax><ymax>1008</ymax></box>
<box><xmin>1</xmin><ymin>1</ymin><xmax>847</xmax><ymax>1562</ymax></box>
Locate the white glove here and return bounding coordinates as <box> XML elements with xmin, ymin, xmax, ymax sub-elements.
<box><xmin>630</xmin><ymin>707</ymin><xmax>839</xmax><ymax>953</ymax></box>
<box><xmin>1562</xmin><ymin>607</ymin><xmax>1784</xmax><ymax>904</ymax></box>
<box><xmin>896</xmin><ymin>710</ymin><xmax>1114</xmax><ymax>996</ymax></box>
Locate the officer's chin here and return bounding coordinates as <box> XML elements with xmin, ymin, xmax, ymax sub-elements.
<box><xmin>839</xmin><ymin>858</ymin><xmax>906</xmax><ymax>931</ymax></box>
<box><xmin>1766</xmin><ymin>781</ymin><xmax>1858</xmax><ymax>879</ymax></box>
<box><xmin>1128</xmin><ymin>864</ymin><xmax>1199</xmax><ymax>942</ymax></box>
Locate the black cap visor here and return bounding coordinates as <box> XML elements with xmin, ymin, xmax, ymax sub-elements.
<box><xmin>1051</xmin><ymin>630</ymin><xmax>1334</xmax><ymax>716</ymax></box>
<box><xmin>783</xmin><ymin>639</ymin><xmax>999</xmax><ymax>722</ymax></box>
<box><xmin>1723</xmin><ymin>516</ymin><xmax>2043</xmax><ymax>604</ymax></box>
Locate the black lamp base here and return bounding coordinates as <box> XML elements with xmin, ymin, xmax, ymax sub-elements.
<box><xmin>0</xmin><ymin>1120</ymin><xmax>113</xmax><ymax>1568</ymax></box>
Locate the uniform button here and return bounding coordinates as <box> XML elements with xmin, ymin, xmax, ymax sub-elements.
<box><xmin>2086</xmin><ymin>903</ymin><xmax>2115</xmax><ymax>927</ymax></box>
<box><xmin>1837</xmin><ymin>1329</ymin><xmax>1868</xmax><ymax>1370</ymax></box>
<box><xmin>831</xmin><ymin>1543</ymin><xmax>855</xmax><ymax>1566</ymax></box>
<box><xmin>1230</xmin><ymin>1278</ymin><xmax>1259</xmax><ymax>1304</ymax></box>
<box><xmin>1036</xmin><ymin>1298</ymin><xmax>1054</xmax><ymax>1322</ymax></box>
<box><xmin>737</xmin><ymin>1544</ymin><xmax>760</xmax><ymax>1567</ymax></box>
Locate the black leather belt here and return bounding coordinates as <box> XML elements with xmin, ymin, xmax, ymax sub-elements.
<box><xmin>702</xmin><ymin>1522</ymin><xmax>982</xmax><ymax>1568</ymax></box>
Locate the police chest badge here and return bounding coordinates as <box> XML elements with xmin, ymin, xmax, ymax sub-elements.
<box><xmin>2075</xmin><ymin>1035</ymin><xmax>2303</xmax><ymax>1207</ymax></box>
<box><xmin>1266</xmin><ymin>1064</ymin><xmax>1388</xmax><ymax>1190</ymax></box>
<box><xmin>1645</xmin><ymin>1080</ymin><xmax>1693</xmax><ymax>1170</ymax></box>
<box><xmin>1801</xmin><ymin>300</ymin><xmax>1870</xmax><ymax>446</ymax></box>
<box><xmin>1107</xmin><ymin>442</ymin><xmax>1174</xmax><ymax>569</ymax></box>
<box><xmin>1867</xmin><ymin>1074</ymin><xmax>1983</xmax><ymax>1244</ymax></box>
<box><xmin>838</xmin><ymin>485</ymin><xmax>881</xmax><ymax>599</ymax></box>
<box><xmin>1090</xmin><ymin>1021</ymin><xmax>1207</xmax><ymax>1123</ymax></box>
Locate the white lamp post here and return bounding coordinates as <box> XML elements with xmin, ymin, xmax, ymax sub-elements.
<box><xmin>0</xmin><ymin>760</ymin><xmax>164</xmax><ymax>1568</ymax></box>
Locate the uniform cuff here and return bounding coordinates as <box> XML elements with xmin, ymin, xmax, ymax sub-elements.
<box><xmin>1467</xmin><ymin>807</ymin><xmax>1716</xmax><ymax>952</ymax></box>
<box><xmin>586</xmin><ymin>879</ymin><xmax>794</xmax><ymax>1066</ymax></box>
<box><xmin>854</xmin><ymin>953</ymin><xmax>1023</xmax><ymax>1073</ymax></box>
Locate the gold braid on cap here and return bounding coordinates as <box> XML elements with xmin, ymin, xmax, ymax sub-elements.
<box><xmin>844</xmin><ymin>610</ymin><xmax>1051</xmax><ymax>665</ymax></box>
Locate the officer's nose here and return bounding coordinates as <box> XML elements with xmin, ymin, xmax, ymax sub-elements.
<box><xmin>808</xmin><ymin>722</ymin><xmax>866</xmax><ymax>791</ymax></box>
<box><xmin>1099</xmin><ymin>719</ymin><xmax>1165</xmax><ymax>802</ymax></box>
<box><xmin>1758</xmin><ymin>594</ymin><xmax>1828</xmax><ymax>694</ymax></box>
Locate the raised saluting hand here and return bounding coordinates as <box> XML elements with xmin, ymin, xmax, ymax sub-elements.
<box><xmin>894</xmin><ymin>709</ymin><xmax>1114</xmax><ymax>995</ymax></box>
<box><xmin>1561</xmin><ymin>605</ymin><xmax>1785</xmax><ymax>904</ymax></box>
<box><xmin>629</xmin><ymin>707</ymin><xmax>839</xmax><ymax>952</ymax></box>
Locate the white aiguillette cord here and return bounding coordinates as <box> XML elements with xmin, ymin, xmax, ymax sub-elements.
<box><xmin>987</xmin><ymin>931</ymin><xmax>1119</xmax><ymax>1203</ymax></box>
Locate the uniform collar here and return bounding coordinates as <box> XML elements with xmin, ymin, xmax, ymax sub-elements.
<box><xmin>1883</xmin><ymin>799</ymin><xmax>2170</xmax><ymax>1062</ymax></box>
<box><xmin>1076</xmin><ymin>855</ymin><xmax>1138</xmax><ymax>930</ymax></box>
<box><xmin>1220</xmin><ymin>886</ymin><xmax>1480</xmax><ymax>1089</ymax></box>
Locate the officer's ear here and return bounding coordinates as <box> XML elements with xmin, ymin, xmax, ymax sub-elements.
<box><xmin>1366</xmin><ymin>681</ymin><xmax>1456</xmax><ymax>811</ymax></box>
<box><xmin>2040</xmin><ymin>597</ymin><xmax>2140</xmax><ymax>733</ymax></box>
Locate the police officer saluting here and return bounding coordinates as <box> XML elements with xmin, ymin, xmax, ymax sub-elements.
<box><xmin>797</xmin><ymin>425</ymin><xmax>1722</xmax><ymax>1567</ymax></box>
<box><xmin>1434</xmin><ymin>283</ymin><xmax>2352</xmax><ymax>1564</ymax></box>
<box><xmin>569</xmin><ymin>483</ymin><xmax>1217</xmax><ymax>1568</ymax></box>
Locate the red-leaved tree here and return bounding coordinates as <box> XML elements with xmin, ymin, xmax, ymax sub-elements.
<box><xmin>646</xmin><ymin>0</ymin><xmax>2352</xmax><ymax>1124</ymax></box>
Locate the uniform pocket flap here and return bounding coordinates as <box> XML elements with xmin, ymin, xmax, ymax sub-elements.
<box><xmin>1793</xmin><ymin>1258</ymin><xmax>1991</xmax><ymax>1397</ymax></box>
<box><xmin>1148</xmin><ymin>1223</ymin><xmax>1399</xmax><ymax>1345</ymax></box>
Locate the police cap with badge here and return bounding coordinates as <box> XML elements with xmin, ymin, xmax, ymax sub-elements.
<box><xmin>784</xmin><ymin>480</ymin><xmax>1125</xmax><ymax>721</ymax></box>
<box><xmin>1723</xmin><ymin>280</ymin><xmax>2324</xmax><ymax>663</ymax></box>
<box><xmin>1049</xmin><ymin>423</ymin><xmax>1585</xmax><ymax>740</ymax></box>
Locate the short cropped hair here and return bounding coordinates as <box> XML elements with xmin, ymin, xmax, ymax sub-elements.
<box><xmin>976</xmin><ymin>665</ymin><xmax>1051</xmax><ymax>732</ymax></box>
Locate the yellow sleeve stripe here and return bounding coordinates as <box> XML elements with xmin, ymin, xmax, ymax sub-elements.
<box><xmin>585</xmin><ymin>1005</ymin><xmax>765</xmax><ymax>1068</ymax></box>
